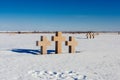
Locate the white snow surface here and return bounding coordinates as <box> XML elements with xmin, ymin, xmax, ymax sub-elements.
<box><xmin>0</xmin><ymin>33</ymin><xmax>120</xmax><ymax>80</ymax></box>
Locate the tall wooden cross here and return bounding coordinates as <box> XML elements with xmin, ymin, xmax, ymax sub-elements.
<box><xmin>36</xmin><ymin>36</ymin><xmax>51</xmax><ymax>55</ymax></box>
<box><xmin>65</xmin><ymin>36</ymin><xmax>78</xmax><ymax>53</ymax></box>
<box><xmin>52</xmin><ymin>32</ymin><xmax>66</xmax><ymax>54</ymax></box>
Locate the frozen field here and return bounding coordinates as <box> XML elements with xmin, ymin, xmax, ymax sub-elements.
<box><xmin>0</xmin><ymin>33</ymin><xmax>120</xmax><ymax>80</ymax></box>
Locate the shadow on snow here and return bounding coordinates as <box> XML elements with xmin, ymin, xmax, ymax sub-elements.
<box><xmin>11</xmin><ymin>49</ymin><xmax>55</xmax><ymax>55</ymax></box>
<box><xmin>76</xmin><ymin>37</ymin><xmax>87</xmax><ymax>39</ymax></box>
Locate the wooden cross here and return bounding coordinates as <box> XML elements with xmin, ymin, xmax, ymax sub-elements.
<box><xmin>89</xmin><ymin>32</ymin><xmax>92</xmax><ymax>39</ymax></box>
<box><xmin>65</xmin><ymin>36</ymin><xmax>78</xmax><ymax>53</ymax></box>
<box><xmin>36</xmin><ymin>36</ymin><xmax>51</xmax><ymax>55</ymax></box>
<box><xmin>86</xmin><ymin>33</ymin><xmax>89</xmax><ymax>39</ymax></box>
<box><xmin>52</xmin><ymin>32</ymin><xmax>66</xmax><ymax>54</ymax></box>
<box><xmin>91</xmin><ymin>33</ymin><xmax>95</xmax><ymax>39</ymax></box>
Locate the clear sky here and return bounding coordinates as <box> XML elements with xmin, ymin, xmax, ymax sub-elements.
<box><xmin>0</xmin><ymin>0</ymin><xmax>120</xmax><ymax>31</ymax></box>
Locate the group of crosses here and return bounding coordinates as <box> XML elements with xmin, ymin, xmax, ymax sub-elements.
<box><xmin>36</xmin><ymin>32</ymin><xmax>78</xmax><ymax>55</ymax></box>
<box><xmin>86</xmin><ymin>32</ymin><xmax>95</xmax><ymax>39</ymax></box>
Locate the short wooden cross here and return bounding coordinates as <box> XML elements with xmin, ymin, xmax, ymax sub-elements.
<box><xmin>91</xmin><ymin>33</ymin><xmax>95</xmax><ymax>39</ymax></box>
<box><xmin>52</xmin><ymin>32</ymin><xmax>66</xmax><ymax>54</ymax></box>
<box><xmin>36</xmin><ymin>36</ymin><xmax>51</xmax><ymax>55</ymax></box>
<box><xmin>65</xmin><ymin>36</ymin><xmax>78</xmax><ymax>53</ymax></box>
<box><xmin>86</xmin><ymin>33</ymin><xmax>89</xmax><ymax>39</ymax></box>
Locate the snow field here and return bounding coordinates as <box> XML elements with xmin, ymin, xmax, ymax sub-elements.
<box><xmin>0</xmin><ymin>33</ymin><xmax>120</xmax><ymax>80</ymax></box>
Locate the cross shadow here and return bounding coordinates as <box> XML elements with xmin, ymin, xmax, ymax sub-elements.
<box><xmin>76</xmin><ymin>37</ymin><xmax>87</xmax><ymax>39</ymax></box>
<box><xmin>11</xmin><ymin>49</ymin><xmax>55</xmax><ymax>55</ymax></box>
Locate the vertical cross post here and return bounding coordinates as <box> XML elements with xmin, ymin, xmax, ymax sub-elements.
<box><xmin>36</xmin><ymin>36</ymin><xmax>51</xmax><ymax>55</ymax></box>
<box><xmin>52</xmin><ymin>32</ymin><xmax>66</xmax><ymax>54</ymax></box>
<box><xmin>65</xmin><ymin>36</ymin><xmax>78</xmax><ymax>53</ymax></box>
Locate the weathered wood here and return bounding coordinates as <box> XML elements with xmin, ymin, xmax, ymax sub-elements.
<box><xmin>52</xmin><ymin>32</ymin><xmax>66</xmax><ymax>54</ymax></box>
<box><xmin>36</xmin><ymin>36</ymin><xmax>51</xmax><ymax>55</ymax></box>
<box><xmin>65</xmin><ymin>36</ymin><xmax>78</xmax><ymax>53</ymax></box>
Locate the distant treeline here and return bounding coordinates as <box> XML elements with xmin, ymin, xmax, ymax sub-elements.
<box><xmin>0</xmin><ymin>31</ymin><xmax>120</xmax><ymax>34</ymax></box>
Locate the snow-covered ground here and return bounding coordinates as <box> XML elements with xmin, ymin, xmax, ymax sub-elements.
<box><xmin>0</xmin><ymin>33</ymin><xmax>120</xmax><ymax>80</ymax></box>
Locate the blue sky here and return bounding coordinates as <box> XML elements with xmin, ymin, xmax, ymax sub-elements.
<box><xmin>0</xmin><ymin>0</ymin><xmax>120</xmax><ymax>31</ymax></box>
